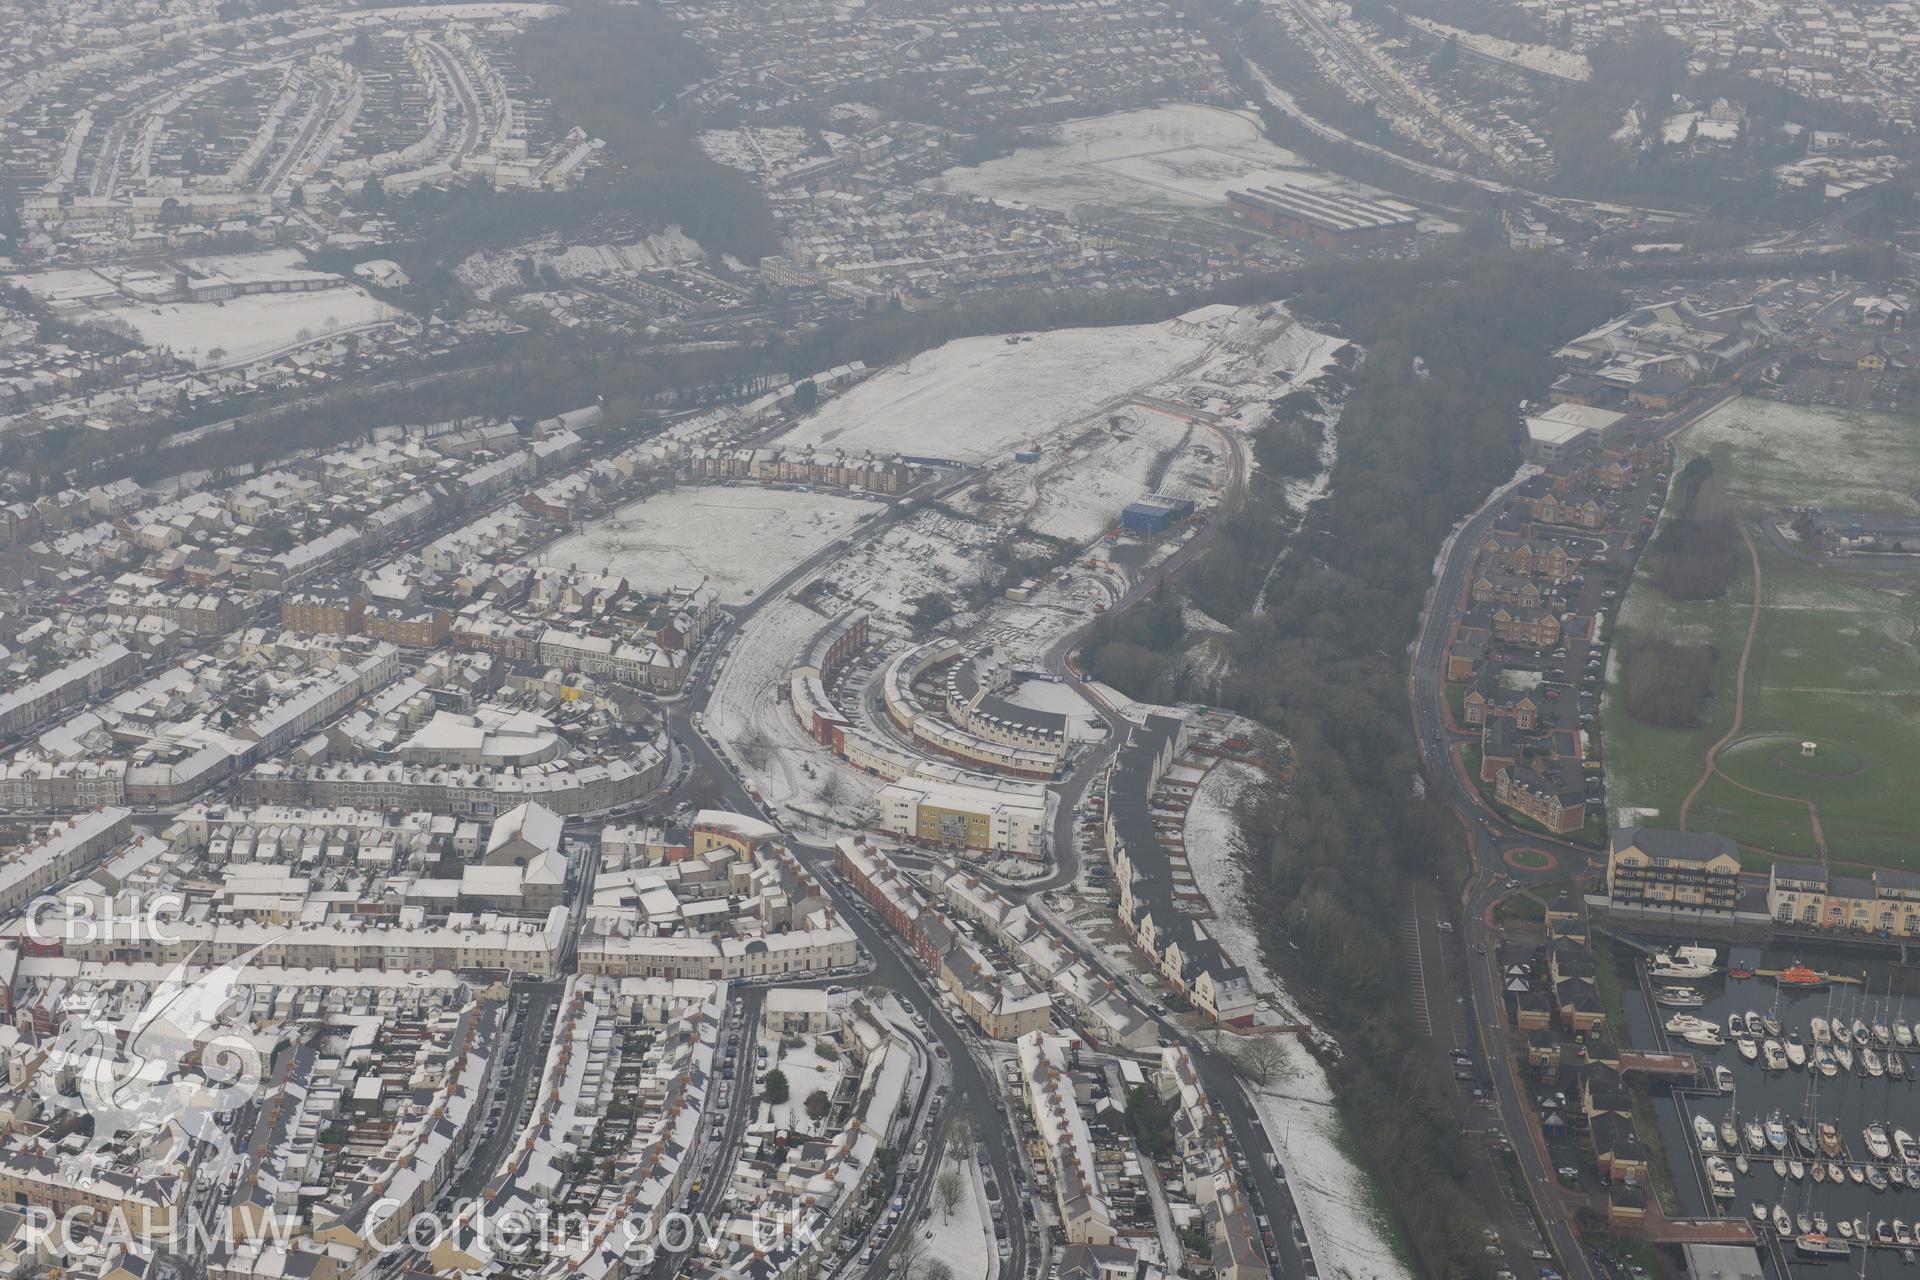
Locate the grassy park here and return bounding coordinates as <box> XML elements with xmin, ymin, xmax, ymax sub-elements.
<box><xmin>1602</xmin><ymin>398</ymin><xmax>1920</xmax><ymax>866</ymax></box>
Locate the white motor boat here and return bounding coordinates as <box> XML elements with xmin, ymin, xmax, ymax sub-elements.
<box><xmin>1650</xmin><ymin>945</ymin><xmax>1718</xmax><ymax>980</ymax></box>
<box><xmin>1785</xmin><ymin>1034</ymin><xmax>1807</xmax><ymax>1069</ymax></box>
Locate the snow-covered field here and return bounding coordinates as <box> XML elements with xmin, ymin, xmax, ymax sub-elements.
<box><xmin>17</xmin><ymin>248</ymin><xmax>402</xmax><ymax>368</ymax></box>
<box><xmin>1685</xmin><ymin>397</ymin><xmax>1920</xmax><ymax>514</ymax></box>
<box><xmin>704</xmin><ymin>595</ymin><xmax>885</xmax><ymax>828</ymax></box>
<box><xmin>98</xmin><ymin>288</ymin><xmax>399</xmax><ymax>368</ymax></box>
<box><xmin>775</xmin><ymin>321</ymin><xmax>1214</xmax><ymax>464</ymax></box>
<box><xmin>539</xmin><ymin>486</ymin><xmax>881</xmax><ymax>602</ymax></box>
<box><xmin>1025</xmin><ymin>407</ymin><xmax>1195</xmax><ymax>542</ymax></box>
<box><xmin>928</xmin><ymin>104</ymin><xmax>1335</xmax><ymax>213</ymax></box>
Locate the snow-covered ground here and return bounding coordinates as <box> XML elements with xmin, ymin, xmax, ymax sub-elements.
<box><xmin>929</xmin><ymin>103</ymin><xmax>1349</xmax><ymax>214</ymax></box>
<box><xmin>928</xmin><ymin>103</ymin><xmax>1452</xmax><ymax>234</ymax></box>
<box><xmin>96</xmin><ymin>288</ymin><xmax>400</xmax><ymax>368</ymax></box>
<box><xmin>1024</xmin><ymin>407</ymin><xmax>1199</xmax><ymax>543</ymax></box>
<box><xmin>1004</xmin><ymin>676</ymin><xmax>1106</xmax><ymax>742</ymax></box>
<box><xmin>775</xmin><ymin>322</ymin><xmax>1214</xmax><ymax>464</ymax></box>
<box><xmin>1683</xmin><ymin>397</ymin><xmax>1920</xmax><ymax>514</ymax></box>
<box><xmin>911</xmin><ymin>1152</ymin><xmax>996</xmax><ymax>1280</ymax></box>
<box><xmin>698</xmin><ymin>126</ymin><xmax>843</xmax><ymax>178</ymax></box>
<box><xmin>1182</xmin><ymin>761</ymin><xmax>1309</xmax><ymax>1027</ymax></box>
<box><xmin>1184</xmin><ymin>760</ymin><xmax>1409</xmax><ymax>1280</ymax></box>
<box><xmin>759</xmin><ymin>1035</ymin><xmax>846</xmax><ymax>1136</ymax></box>
<box><xmin>1403</xmin><ymin>15</ymin><xmax>1591</xmax><ymax>80</ymax></box>
<box><xmin>704</xmin><ymin>596</ymin><xmax>885</xmax><ymax>829</ymax></box>
<box><xmin>455</xmin><ymin>229</ymin><xmax>704</xmax><ymax>299</ymax></box>
<box><xmin>538</xmin><ymin>485</ymin><xmax>881</xmax><ymax>603</ymax></box>
<box><xmin>1244</xmin><ymin>1049</ymin><xmax>1414</xmax><ymax>1280</ymax></box>
<box><xmin>17</xmin><ymin>249</ymin><xmax>403</xmax><ymax>368</ymax></box>
<box><xmin>804</xmin><ymin>507</ymin><xmax>1000</xmax><ymax>628</ymax></box>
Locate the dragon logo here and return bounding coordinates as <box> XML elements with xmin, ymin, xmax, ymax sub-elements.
<box><xmin>35</xmin><ymin>941</ymin><xmax>279</xmax><ymax>1184</ymax></box>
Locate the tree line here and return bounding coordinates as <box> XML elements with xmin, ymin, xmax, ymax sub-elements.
<box><xmin>1084</xmin><ymin>250</ymin><xmax>1621</xmax><ymax>1278</ymax></box>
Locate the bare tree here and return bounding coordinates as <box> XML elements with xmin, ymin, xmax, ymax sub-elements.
<box><xmin>737</xmin><ymin>724</ymin><xmax>774</xmax><ymax>770</ymax></box>
<box><xmin>1230</xmin><ymin>1034</ymin><xmax>1292</xmax><ymax>1088</ymax></box>
<box><xmin>891</xmin><ymin>1224</ymin><xmax>927</xmax><ymax>1278</ymax></box>
<box><xmin>918</xmin><ymin>1262</ymin><xmax>955</xmax><ymax>1280</ymax></box>
<box><xmin>935</xmin><ymin>1168</ymin><xmax>965</xmax><ymax>1222</ymax></box>
<box><xmin>817</xmin><ymin>769</ymin><xmax>846</xmax><ymax>810</ymax></box>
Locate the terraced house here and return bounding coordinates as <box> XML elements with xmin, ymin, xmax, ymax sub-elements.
<box><xmin>1767</xmin><ymin>862</ymin><xmax>1920</xmax><ymax>934</ymax></box>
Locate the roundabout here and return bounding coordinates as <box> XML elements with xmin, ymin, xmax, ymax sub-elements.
<box><xmin>1503</xmin><ymin>847</ymin><xmax>1556</xmax><ymax>873</ymax></box>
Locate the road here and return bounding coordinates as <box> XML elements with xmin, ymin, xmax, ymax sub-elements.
<box><xmin>1031</xmin><ymin>397</ymin><xmax>1252</xmax><ymax>892</ymax></box>
<box><xmin>646</xmin><ymin>988</ymin><xmax>767</xmax><ymax>1278</ymax></box>
<box><xmin>1404</xmin><ymin>383</ymin><xmax>1764</xmax><ymax>1280</ymax></box>
<box><xmin>652</xmin><ymin>368</ymin><xmax>1313</xmax><ymax>1280</ymax></box>
<box><xmin>446</xmin><ymin>982</ymin><xmax>565</xmax><ymax>1202</ymax></box>
<box><xmin>657</xmin><ymin>528</ymin><xmax>1036</xmax><ymax>1280</ymax></box>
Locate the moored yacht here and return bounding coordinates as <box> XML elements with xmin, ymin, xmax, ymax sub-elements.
<box><xmin>1820</xmin><ymin>1122</ymin><xmax>1843</xmax><ymax>1157</ymax></box>
<box><xmin>1657</xmin><ymin>986</ymin><xmax>1708</xmax><ymax>1009</ymax></box>
<box><xmin>1716</xmin><ymin>1064</ymin><xmax>1736</xmax><ymax>1092</ymax></box>
<box><xmin>1867</xmin><ymin>1124</ymin><xmax>1894</xmax><ymax>1161</ymax></box>
<box><xmin>1786</xmin><ymin>1032</ymin><xmax>1807</xmax><ymax>1069</ymax></box>
<box><xmin>1898</xmin><ymin>1021</ymin><xmax>1915</xmax><ymax>1048</ymax></box>
<box><xmin>1768</xmin><ymin>1112</ymin><xmax>1790</xmax><ymax>1153</ymax></box>
<box><xmin>1835</xmin><ymin>1041</ymin><xmax>1856</xmax><ymax>1072</ymax></box>
<box><xmin>1738</xmin><ymin>1036</ymin><xmax>1759</xmax><ymax>1062</ymax></box>
<box><xmin>1865</xmin><ymin>1046</ymin><xmax>1886</xmax><ymax>1077</ymax></box>
<box><xmin>1695</xmin><ymin>1114</ymin><xmax>1719</xmax><ymax>1150</ymax></box>
<box><xmin>1812</xmin><ymin>1016</ymin><xmax>1832</xmax><ymax>1045</ymax></box>
<box><xmin>1651</xmin><ymin>945</ymin><xmax>1718</xmax><ymax>979</ymax></box>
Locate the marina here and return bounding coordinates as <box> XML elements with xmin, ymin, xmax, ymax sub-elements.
<box><xmin>1620</xmin><ymin>941</ymin><xmax>1920</xmax><ymax>1274</ymax></box>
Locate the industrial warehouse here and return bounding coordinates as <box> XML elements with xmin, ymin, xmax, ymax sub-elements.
<box><xmin>1227</xmin><ymin>183</ymin><xmax>1420</xmax><ymax>248</ymax></box>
